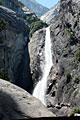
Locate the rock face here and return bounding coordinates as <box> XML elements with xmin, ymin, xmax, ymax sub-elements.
<box><xmin>0</xmin><ymin>0</ymin><xmax>35</xmax><ymax>19</ymax></box>
<box><xmin>0</xmin><ymin>5</ymin><xmax>33</xmax><ymax>93</ymax></box>
<box><xmin>0</xmin><ymin>79</ymin><xmax>55</xmax><ymax>119</ymax></box>
<box><xmin>40</xmin><ymin>3</ymin><xmax>60</xmax><ymax>24</ymax></box>
<box><xmin>46</xmin><ymin>0</ymin><xmax>80</xmax><ymax>116</ymax></box>
<box><xmin>18</xmin><ymin>0</ymin><xmax>49</xmax><ymax>18</ymax></box>
<box><xmin>0</xmin><ymin>0</ymin><xmax>19</xmax><ymax>11</ymax></box>
<box><xmin>29</xmin><ymin>28</ymin><xmax>46</xmax><ymax>86</ymax></box>
<box><xmin>30</xmin><ymin>0</ymin><xmax>80</xmax><ymax>116</ymax></box>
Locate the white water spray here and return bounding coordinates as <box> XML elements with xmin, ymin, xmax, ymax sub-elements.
<box><xmin>33</xmin><ymin>27</ymin><xmax>53</xmax><ymax>105</ymax></box>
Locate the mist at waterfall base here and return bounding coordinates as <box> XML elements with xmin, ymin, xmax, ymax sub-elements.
<box><xmin>33</xmin><ymin>27</ymin><xmax>53</xmax><ymax>106</ymax></box>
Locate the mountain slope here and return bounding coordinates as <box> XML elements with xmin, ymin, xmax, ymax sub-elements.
<box><xmin>18</xmin><ymin>0</ymin><xmax>49</xmax><ymax>17</ymax></box>
<box><xmin>40</xmin><ymin>3</ymin><xmax>60</xmax><ymax>24</ymax></box>
<box><xmin>0</xmin><ymin>0</ymin><xmax>36</xmax><ymax>18</ymax></box>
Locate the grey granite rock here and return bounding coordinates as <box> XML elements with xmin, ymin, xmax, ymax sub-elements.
<box><xmin>40</xmin><ymin>3</ymin><xmax>60</xmax><ymax>24</ymax></box>
<box><xmin>29</xmin><ymin>28</ymin><xmax>46</xmax><ymax>86</ymax></box>
<box><xmin>30</xmin><ymin>0</ymin><xmax>80</xmax><ymax>116</ymax></box>
<box><xmin>0</xmin><ymin>0</ymin><xmax>35</xmax><ymax>19</ymax></box>
<box><xmin>0</xmin><ymin>79</ymin><xmax>55</xmax><ymax>119</ymax></box>
<box><xmin>0</xmin><ymin>6</ymin><xmax>33</xmax><ymax>93</ymax></box>
<box><xmin>46</xmin><ymin>0</ymin><xmax>80</xmax><ymax>116</ymax></box>
<box><xmin>18</xmin><ymin>0</ymin><xmax>49</xmax><ymax>18</ymax></box>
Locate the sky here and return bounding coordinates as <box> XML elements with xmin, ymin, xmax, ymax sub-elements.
<box><xmin>36</xmin><ymin>0</ymin><xmax>59</xmax><ymax>8</ymax></box>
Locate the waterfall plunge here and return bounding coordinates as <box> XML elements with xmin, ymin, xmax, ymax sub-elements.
<box><xmin>33</xmin><ymin>27</ymin><xmax>53</xmax><ymax>105</ymax></box>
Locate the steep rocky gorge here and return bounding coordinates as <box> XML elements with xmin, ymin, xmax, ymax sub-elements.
<box><xmin>0</xmin><ymin>0</ymin><xmax>80</xmax><ymax>118</ymax></box>
<box><xmin>29</xmin><ymin>0</ymin><xmax>80</xmax><ymax>116</ymax></box>
<box><xmin>0</xmin><ymin>0</ymin><xmax>47</xmax><ymax>93</ymax></box>
<box><xmin>0</xmin><ymin>0</ymin><xmax>57</xmax><ymax>119</ymax></box>
<box><xmin>0</xmin><ymin>0</ymin><xmax>34</xmax><ymax>93</ymax></box>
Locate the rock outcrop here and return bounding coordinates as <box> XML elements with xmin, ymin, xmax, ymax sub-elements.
<box><xmin>0</xmin><ymin>79</ymin><xmax>55</xmax><ymax>119</ymax></box>
<box><xmin>30</xmin><ymin>0</ymin><xmax>80</xmax><ymax>116</ymax></box>
<box><xmin>18</xmin><ymin>0</ymin><xmax>49</xmax><ymax>18</ymax></box>
<box><xmin>0</xmin><ymin>5</ymin><xmax>33</xmax><ymax>93</ymax></box>
<box><xmin>40</xmin><ymin>3</ymin><xmax>60</xmax><ymax>24</ymax></box>
<box><xmin>0</xmin><ymin>0</ymin><xmax>35</xmax><ymax>19</ymax></box>
<box><xmin>29</xmin><ymin>28</ymin><xmax>46</xmax><ymax>86</ymax></box>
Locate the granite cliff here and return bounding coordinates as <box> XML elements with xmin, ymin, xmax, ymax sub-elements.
<box><xmin>40</xmin><ymin>3</ymin><xmax>60</xmax><ymax>24</ymax></box>
<box><xmin>29</xmin><ymin>0</ymin><xmax>80</xmax><ymax>116</ymax></box>
<box><xmin>0</xmin><ymin>0</ymin><xmax>35</xmax><ymax>18</ymax></box>
<box><xmin>0</xmin><ymin>0</ymin><xmax>34</xmax><ymax>93</ymax></box>
<box><xmin>0</xmin><ymin>0</ymin><xmax>56</xmax><ymax>119</ymax></box>
<box><xmin>0</xmin><ymin>0</ymin><xmax>80</xmax><ymax>117</ymax></box>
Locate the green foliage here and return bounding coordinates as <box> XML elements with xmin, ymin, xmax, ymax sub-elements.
<box><xmin>26</xmin><ymin>16</ymin><xmax>38</xmax><ymax>24</ymax></box>
<box><xmin>0</xmin><ymin>18</ymin><xmax>7</xmax><ymax>43</ymax></box>
<box><xmin>0</xmin><ymin>18</ymin><xmax>6</xmax><ymax>32</ymax></box>
<box><xmin>30</xmin><ymin>20</ymin><xmax>48</xmax><ymax>37</ymax></box>
<box><xmin>74</xmin><ymin>75</ymin><xmax>79</xmax><ymax>84</ymax></box>
<box><xmin>70</xmin><ymin>107</ymin><xmax>80</xmax><ymax>116</ymax></box>
<box><xmin>64</xmin><ymin>28</ymin><xmax>76</xmax><ymax>44</ymax></box>
<box><xmin>66</xmin><ymin>47</ymin><xmax>71</xmax><ymax>53</ymax></box>
<box><xmin>0</xmin><ymin>2</ymin><xmax>2</xmax><ymax>5</ymax></box>
<box><xmin>75</xmin><ymin>48</ymin><xmax>80</xmax><ymax>62</ymax></box>
<box><xmin>69</xmin><ymin>32</ymin><xmax>76</xmax><ymax>43</ymax></box>
<box><xmin>64</xmin><ymin>28</ymin><xmax>71</xmax><ymax>33</ymax></box>
<box><xmin>0</xmin><ymin>36</ymin><xmax>4</xmax><ymax>43</ymax></box>
<box><xmin>26</xmin><ymin>15</ymin><xmax>48</xmax><ymax>37</ymax></box>
<box><xmin>0</xmin><ymin>69</ymin><xmax>10</xmax><ymax>81</ymax></box>
<box><xmin>65</xmin><ymin>72</ymin><xmax>71</xmax><ymax>82</ymax></box>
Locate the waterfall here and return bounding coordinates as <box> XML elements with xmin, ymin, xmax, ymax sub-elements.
<box><xmin>33</xmin><ymin>27</ymin><xmax>53</xmax><ymax>105</ymax></box>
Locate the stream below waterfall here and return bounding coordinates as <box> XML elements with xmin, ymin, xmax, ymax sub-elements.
<box><xmin>33</xmin><ymin>27</ymin><xmax>53</xmax><ymax>105</ymax></box>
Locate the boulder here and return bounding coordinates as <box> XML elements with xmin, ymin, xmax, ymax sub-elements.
<box><xmin>0</xmin><ymin>79</ymin><xmax>55</xmax><ymax>120</ymax></box>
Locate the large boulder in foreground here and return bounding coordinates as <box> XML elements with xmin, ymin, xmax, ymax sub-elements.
<box><xmin>0</xmin><ymin>79</ymin><xmax>55</xmax><ymax>120</ymax></box>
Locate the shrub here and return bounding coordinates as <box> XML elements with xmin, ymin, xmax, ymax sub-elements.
<box><xmin>0</xmin><ymin>18</ymin><xmax>8</xmax><ymax>43</ymax></box>
<box><xmin>70</xmin><ymin>107</ymin><xmax>80</xmax><ymax>116</ymax></box>
<box><xmin>64</xmin><ymin>28</ymin><xmax>76</xmax><ymax>44</ymax></box>
<box><xmin>0</xmin><ymin>36</ymin><xmax>4</xmax><ymax>43</ymax></box>
<box><xmin>66</xmin><ymin>47</ymin><xmax>71</xmax><ymax>53</ymax></box>
<box><xmin>0</xmin><ymin>2</ymin><xmax>2</xmax><ymax>5</ymax></box>
<box><xmin>0</xmin><ymin>69</ymin><xmax>10</xmax><ymax>81</ymax></box>
<box><xmin>65</xmin><ymin>72</ymin><xmax>71</xmax><ymax>82</ymax></box>
<box><xmin>30</xmin><ymin>20</ymin><xmax>48</xmax><ymax>37</ymax></box>
<box><xmin>74</xmin><ymin>75</ymin><xmax>79</xmax><ymax>84</ymax></box>
<box><xmin>75</xmin><ymin>48</ymin><xmax>80</xmax><ymax>62</ymax></box>
<box><xmin>26</xmin><ymin>16</ymin><xmax>38</xmax><ymax>24</ymax></box>
<box><xmin>0</xmin><ymin>18</ymin><xmax>6</xmax><ymax>32</ymax></box>
<box><xmin>64</xmin><ymin>28</ymin><xmax>71</xmax><ymax>33</ymax></box>
<box><xmin>26</xmin><ymin>15</ymin><xmax>48</xmax><ymax>37</ymax></box>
